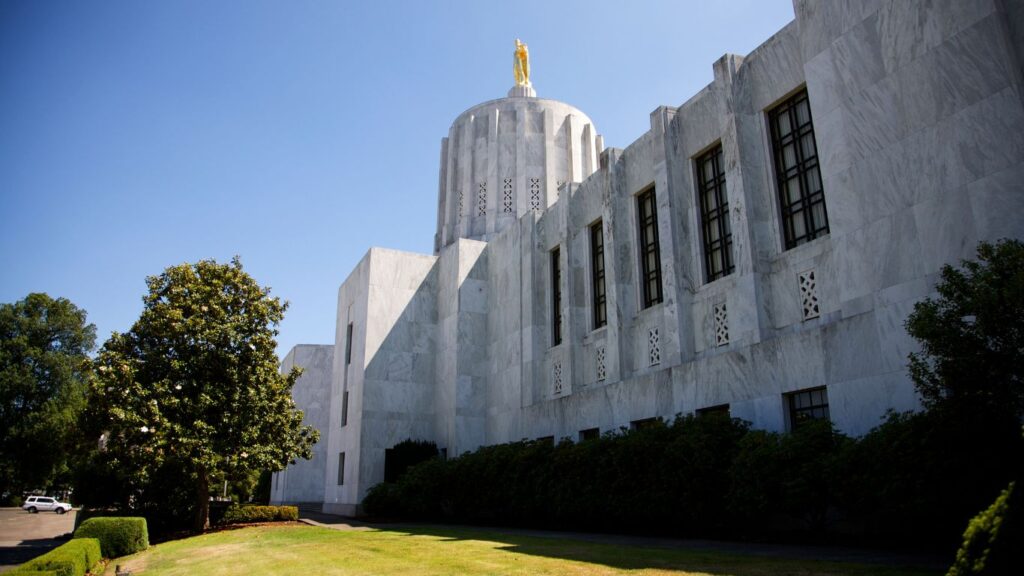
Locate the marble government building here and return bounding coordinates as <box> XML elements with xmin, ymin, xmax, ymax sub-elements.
<box><xmin>271</xmin><ymin>0</ymin><xmax>1024</xmax><ymax>515</ymax></box>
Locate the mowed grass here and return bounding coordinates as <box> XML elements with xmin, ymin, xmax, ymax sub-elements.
<box><xmin>102</xmin><ymin>524</ymin><xmax>940</xmax><ymax>576</ymax></box>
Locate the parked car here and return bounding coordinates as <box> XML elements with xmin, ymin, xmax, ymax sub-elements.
<box><xmin>21</xmin><ymin>496</ymin><xmax>72</xmax><ymax>514</ymax></box>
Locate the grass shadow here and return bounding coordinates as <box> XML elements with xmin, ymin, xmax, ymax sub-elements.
<box><xmin>362</xmin><ymin>521</ymin><xmax>946</xmax><ymax>576</ymax></box>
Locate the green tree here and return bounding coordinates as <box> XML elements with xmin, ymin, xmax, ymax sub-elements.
<box><xmin>0</xmin><ymin>293</ymin><xmax>96</xmax><ymax>498</ymax></box>
<box><xmin>86</xmin><ymin>258</ymin><xmax>317</xmax><ymax>531</ymax></box>
<box><xmin>906</xmin><ymin>239</ymin><xmax>1024</xmax><ymax>419</ymax></box>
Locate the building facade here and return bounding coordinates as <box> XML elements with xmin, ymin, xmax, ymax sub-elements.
<box><xmin>272</xmin><ymin>0</ymin><xmax>1024</xmax><ymax>515</ymax></box>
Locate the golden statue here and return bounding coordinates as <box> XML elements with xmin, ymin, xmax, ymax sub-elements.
<box><xmin>514</xmin><ymin>39</ymin><xmax>531</xmax><ymax>87</ymax></box>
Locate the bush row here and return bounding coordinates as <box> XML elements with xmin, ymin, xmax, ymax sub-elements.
<box><xmin>364</xmin><ymin>409</ymin><xmax>1022</xmax><ymax>548</ymax></box>
<box><xmin>10</xmin><ymin>538</ymin><xmax>101</xmax><ymax>576</ymax></box>
<box><xmin>73</xmin><ymin>517</ymin><xmax>149</xmax><ymax>558</ymax></box>
<box><xmin>220</xmin><ymin>504</ymin><xmax>298</xmax><ymax>525</ymax></box>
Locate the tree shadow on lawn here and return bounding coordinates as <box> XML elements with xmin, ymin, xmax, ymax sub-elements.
<box><xmin>0</xmin><ymin>535</ymin><xmax>71</xmax><ymax>568</ymax></box>
<box><xmin>370</xmin><ymin>523</ymin><xmax>945</xmax><ymax>576</ymax></box>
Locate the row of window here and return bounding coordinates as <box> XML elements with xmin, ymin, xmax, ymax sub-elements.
<box><xmin>550</xmin><ymin>89</ymin><xmax>829</xmax><ymax>341</ymax></box>
<box><xmin>333</xmin><ymin>385</ymin><xmax>829</xmax><ymax>487</ymax></box>
<box><xmin>564</xmin><ymin>385</ymin><xmax>829</xmax><ymax>444</ymax></box>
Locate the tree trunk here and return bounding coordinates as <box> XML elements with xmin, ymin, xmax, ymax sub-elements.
<box><xmin>194</xmin><ymin>467</ymin><xmax>210</xmax><ymax>532</ymax></box>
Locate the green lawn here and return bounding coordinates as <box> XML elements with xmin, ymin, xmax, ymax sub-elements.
<box><xmin>102</xmin><ymin>524</ymin><xmax>940</xmax><ymax>576</ymax></box>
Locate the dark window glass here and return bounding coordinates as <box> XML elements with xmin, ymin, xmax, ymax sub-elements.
<box><xmin>697</xmin><ymin>404</ymin><xmax>730</xmax><ymax>417</ymax></box>
<box><xmin>590</xmin><ymin>220</ymin><xmax>607</xmax><ymax>329</ymax></box>
<box><xmin>630</xmin><ymin>417</ymin><xmax>660</xmax><ymax>430</ymax></box>
<box><xmin>337</xmin><ymin>452</ymin><xmax>346</xmax><ymax>485</ymax></box>
<box><xmin>551</xmin><ymin>247</ymin><xmax>562</xmax><ymax>345</ymax></box>
<box><xmin>341</xmin><ymin>390</ymin><xmax>349</xmax><ymax>427</ymax></box>
<box><xmin>769</xmin><ymin>90</ymin><xmax>829</xmax><ymax>249</ymax></box>
<box><xmin>579</xmin><ymin>427</ymin><xmax>600</xmax><ymax>441</ymax></box>
<box><xmin>786</xmin><ymin>386</ymin><xmax>830</xmax><ymax>430</ymax></box>
<box><xmin>696</xmin><ymin>145</ymin><xmax>734</xmax><ymax>282</ymax></box>
<box><xmin>345</xmin><ymin>323</ymin><xmax>353</xmax><ymax>365</ymax></box>
<box><xmin>637</xmin><ymin>188</ymin><xmax>663</xmax><ymax>308</ymax></box>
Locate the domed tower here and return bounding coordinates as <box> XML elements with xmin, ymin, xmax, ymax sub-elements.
<box><xmin>434</xmin><ymin>42</ymin><xmax>604</xmax><ymax>252</ymax></box>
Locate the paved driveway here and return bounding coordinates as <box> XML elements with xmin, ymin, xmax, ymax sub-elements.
<box><xmin>0</xmin><ymin>507</ymin><xmax>77</xmax><ymax>573</ymax></box>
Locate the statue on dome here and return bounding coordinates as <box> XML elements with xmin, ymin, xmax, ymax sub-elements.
<box><xmin>514</xmin><ymin>39</ymin><xmax>531</xmax><ymax>87</ymax></box>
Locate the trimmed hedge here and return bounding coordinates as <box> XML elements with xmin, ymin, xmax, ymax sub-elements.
<box><xmin>73</xmin><ymin>517</ymin><xmax>149</xmax><ymax>558</ymax></box>
<box><xmin>364</xmin><ymin>411</ymin><xmax>1023</xmax><ymax>548</ymax></box>
<box><xmin>13</xmin><ymin>537</ymin><xmax>101</xmax><ymax>576</ymax></box>
<box><xmin>220</xmin><ymin>504</ymin><xmax>299</xmax><ymax>525</ymax></box>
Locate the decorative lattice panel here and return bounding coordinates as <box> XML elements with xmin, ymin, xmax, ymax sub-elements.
<box><xmin>648</xmin><ymin>328</ymin><xmax>661</xmax><ymax>366</ymax></box>
<box><xmin>503</xmin><ymin>178</ymin><xmax>513</xmax><ymax>213</ymax></box>
<box><xmin>799</xmin><ymin>270</ymin><xmax>820</xmax><ymax>320</ymax></box>
<box><xmin>477</xmin><ymin>182</ymin><xmax>487</xmax><ymax>216</ymax></box>
<box><xmin>552</xmin><ymin>359</ymin><xmax>563</xmax><ymax>395</ymax></box>
<box><xmin>596</xmin><ymin>346</ymin><xmax>607</xmax><ymax>381</ymax></box>
<box><xmin>457</xmin><ymin>189</ymin><xmax>464</xmax><ymax>217</ymax></box>
<box><xmin>529</xmin><ymin>178</ymin><xmax>541</xmax><ymax>211</ymax></box>
<box><xmin>714</xmin><ymin>303</ymin><xmax>729</xmax><ymax>346</ymax></box>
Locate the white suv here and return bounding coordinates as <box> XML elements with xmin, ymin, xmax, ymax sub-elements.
<box><xmin>22</xmin><ymin>496</ymin><xmax>72</xmax><ymax>514</ymax></box>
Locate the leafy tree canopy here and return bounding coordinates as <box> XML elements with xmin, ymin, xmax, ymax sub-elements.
<box><xmin>0</xmin><ymin>293</ymin><xmax>95</xmax><ymax>496</ymax></box>
<box><xmin>86</xmin><ymin>258</ymin><xmax>317</xmax><ymax>530</ymax></box>
<box><xmin>906</xmin><ymin>239</ymin><xmax>1024</xmax><ymax>420</ymax></box>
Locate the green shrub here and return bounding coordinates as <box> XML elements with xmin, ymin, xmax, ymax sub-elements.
<box><xmin>384</xmin><ymin>439</ymin><xmax>439</xmax><ymax>483</ymax></box>
<box><xmin>16</xmin><ymin>537</ymin><xmax>101</xmax><ymax>576</ymax></box>
<box><xmin>73</xmin><ymin>516</ymin><xmax>148</xmax><ymax>558</ymax></box>
<box><xmin>220</xmin><ymin>504</ymin><xmax>298</xmax><ymax>524</ymax></box>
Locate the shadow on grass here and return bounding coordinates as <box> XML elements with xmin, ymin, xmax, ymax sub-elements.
<box><xmin>365</xmin><ymin>522</ymin><xmax>946</xmax><ymax>576</ymax></box>
<box><xmin>0</xmin><ymin>535</ymin><xmax>71</xmax><ymax>568</ymax></box>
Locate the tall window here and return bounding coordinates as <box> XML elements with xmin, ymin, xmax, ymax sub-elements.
<box><xmin>786</xmin><ymin>386</ymin><xmax>830</xmax><ymax>430</ymax></box>
<box><xmin>551</xmin><ymin>247</ymin><xmax>562</xmax><ymax>346</ymax></box>
<box><xmin>341</xmin><ymin>390</ymin><xmax>349</xmax><ymax>427</ymax></box>
<box><xmin>637</xmin><ymin>188</ymin><xmax>663</xmax><ymax>308</ymax></box>
<box><xmin>696</xmin><ymin>145</ymin><xmax>734</xmax><ymax>282</ymax></box>
<box><xmin>590</xmin><ymin>220</ymin><xmax>607</xmax><ymax>329</ymax></box>
<box><xmin>337</xmin><ymin>452</ymin><xmax>346</xmax><ymax>485</ymax></box>
<box><xmin>345</xmin><ymin>322</ymin><xmax>353</xmax><ymax>365</ymax></box>
<box><xmin>769</xmin><ymin>89</ymin><xmax>829</xmax><ymax>249</ymax></box>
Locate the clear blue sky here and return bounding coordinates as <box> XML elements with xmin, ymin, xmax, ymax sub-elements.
<box><xmin>0</xmin><ymin>0</ymin><xmax>794</xmax><ymax>356</ymax></box>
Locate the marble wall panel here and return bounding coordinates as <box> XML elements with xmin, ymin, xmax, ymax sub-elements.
<box><xmin>899</xmin><ymin>14</ymin><xmax>1015</xmax><ymax>135</ymax></box>
<box><xmin>968</xmin><ymin>161</ymin><xmax>1024</xmax><ymax>241</ymax></box>
<box><xmin>878</xmin><ymin>0</ymin><xmax>997</xmax><ymax>75</ymax></box>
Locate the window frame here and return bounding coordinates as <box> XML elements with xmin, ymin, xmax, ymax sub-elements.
<box><xmin>695</xmin><ymin>144</ymin><xmax>734</xmax><ymax>282</ymax></box>
<box><xmin>785</xmin><ymin>386</ymin><xmax>830</xmax><ymax>430</ymax></box>
<box><xmin>550</xmin><ymin>246</ymin><xmax>562</xmax><ymax>346</ymax></box>
<box><xmin>768</xmin><ymin>89</ymin><xmax>829</xmax><ymax>250</ymax></box>
<box><xmin>636</xmin><ymin>187</ymin><xmax>663</xmax><ymax>309</ymax></box>
<box><xmin>590</xmin><ymin>220</ymin><xmax>607</xmax><ymax>329</ymax></box>
<box><xmin>345</xmin><ymin>322</ymin><xmax>354</xmax><ymax>365</ymax></box>
<box><xmin>337</xmin><ymin>452</ymin><xmax>346</xmax><ymax>486</ymax></box>
<box><xmin>341</xmin><ymin>390</ymin><xmax>349</xmax><ymax>427</ymax></box>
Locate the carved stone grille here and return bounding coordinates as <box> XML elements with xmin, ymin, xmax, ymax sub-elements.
<box><xmin>596</xmin><ymin>346</ymin><xmax>607</xmax><ymax>381</ymax></box>
<box><xmin>477</xmin><ymin>182</ymin><xmax>487</xmax><ymax>216</ymax></box>
<box><xmin>502</xmin><ymin>178</ymin><xmax>513</xmax><ymax>213</ymax></box>
<box><xmin>799</xmin><ymin>270</ymin><xmax>820</xmax><ymax>320</ymax></box>
<box><xmin>529</xmin><ymin>178</ymin><xmax>541</xmax><ymax>211</ymax></box>
<box><xmin>648</xmin><ymin>328</ymin><xmax>661</xmax><ymax>366</ymax></box>
<box><xmin>457</xmin><ymin>189</ymin><xmax>464</xmax><ymax>217</ymax></box>
<box><xmin>552</xmin><ymin>359</ymin><xmax>563</xmax><ymax>395</ymax></box>
<box><xmin>714</xmin><ymin>303</ymin><xmax>729</xmax><ymax>346</ymax></box>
